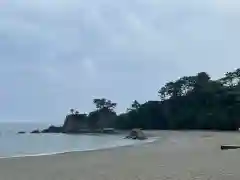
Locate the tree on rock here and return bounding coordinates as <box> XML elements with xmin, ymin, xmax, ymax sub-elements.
<box><xmin>70</xmin><ymin>109</ymin><xmax>75</xmax><ymax>114</ymax></box>
<box><xmin>93</xmin><ymin>98</ymin><xmax>117</xmax><ymax>112</ymax></box>
<box><xmin>92</xmin><ymin>98</ymin><xmax>117</xmax><ymax>130</ymax></box>
<box><xmin>127</xmin><ymin>100</ymin><xmax>141</xmax><ymax>112</ymax></box>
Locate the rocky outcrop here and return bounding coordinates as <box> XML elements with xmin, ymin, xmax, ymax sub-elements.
<box><xmin>125</xmin><ymin>129</ymin><xmax>147</xmax><ymax>140</ymax></box>
<box><xmin>31</xmin><ymin>130</ymin><xmax>40</xmax><ymax>134</ymax></box>
<box><xmin>88</xmin><ymin>108</ymin><xmax>117</xmax><ymax>130</ymax></box>
<box><xmin>18</xmin><ymin>131</ymin><xmax>26</xmax><ymax>134</ymax></box>
<box><xmin>62</xmin><ymin>114</ymin><xmax>88</xmax><ymax>133</ymax></box>
<box><xmin>97</xmin><ymin>109</ymin><xmax>117</xmax><ymax>130</ymax></box>
<box><xmin>221</xmin><ymin>145</ymin><xmax>240</xmax><ymax>150</ymax></box>
<box><xmin>87</xmin><ymin>108</ymin><xmax>117</xmax><ymax>131</ymax></box>
<box><xmin>41</xmin><ymin>126</ymin><xmax>63</xmax><ymax>133</ymax></box>
<box><xmin>27</xmin><ymin>109</ymin><xmax>117</xmax><ymax>134</ymax></box>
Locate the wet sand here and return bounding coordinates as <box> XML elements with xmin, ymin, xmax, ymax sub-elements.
<box><xmin>1</xmin><ymin>131</ymin><xmax>240</xmax><ymax>180</ymax></box>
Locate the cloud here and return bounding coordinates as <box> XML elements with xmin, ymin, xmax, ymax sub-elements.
<box><xmin>0</xmin><ymin>0</ymin><xmax>240</xmax><ymax>122</ymax></box>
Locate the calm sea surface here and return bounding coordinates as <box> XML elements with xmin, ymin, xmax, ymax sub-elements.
<box><xmin>0</xmin><ymin>123</ymin><xmax>153</xmax><ymax>158</ymax></box>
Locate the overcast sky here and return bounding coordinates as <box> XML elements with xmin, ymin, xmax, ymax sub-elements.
<box><xmin>0</xmin><ymin>0</ymin><xmax>240</xmax><ymax>122</ymax></box>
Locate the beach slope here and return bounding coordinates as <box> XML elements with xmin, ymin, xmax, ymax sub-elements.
<box><xmin>1</xmin><ymin>131</ymin><xmax>240</xmax><ymax>180</ymax></box>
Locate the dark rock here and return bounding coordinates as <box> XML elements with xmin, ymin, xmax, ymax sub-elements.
<box><xmin>96</xmin><ymin>109</ymin><xmax>117</xmax><ymax>130</ymax></box>
<box><xmin>18</xmin><ymin>131</ymin><xmax>26</xmax><ymax>134</ymax></box>
<box><xmin>63</xmin><ymin>114</ymin><xmax>88</xmax><ymax>133</ymax></box>
<box><xmin>221</xmin><ymin>145</ymin><xmax>240</xmax><ymax>150</ymax></box>
<box><xmin>28</xmin><ymin>109</ymin><xmax>117</xmax><ymax>134</ymax></box>
<box><xmin>88</xmin><ymin>108</ymin><xmax>117</xmax><ymax>131</ymax></box>
<box><xmin>125</xmin><ymin>129</ymin><xmax>147</xmax><ymax>140</ymax></box>
<box><xmin>41</xmin><ymin>126</ymin><xmax>63</xmax><ymax>133</ymax></box>
<box><xmin>31</xmin><ymin>130</ymin><xmax>40</xmax><ymax>134</ymax></box>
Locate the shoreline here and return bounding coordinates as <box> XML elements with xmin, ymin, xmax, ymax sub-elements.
<box><xmin>0</xmin><ymin>129</ymin><xmax>239</xmax><ymax>160</ymax></box>
<box><xmin>0</xmin><ymin>136</ymin><xmax>159</xmax><ymax>160</ymax></box>
<box><xmin>1</xmin><ymin>131</ymin><xmax>240</xmax><ymax>180</ymax></box>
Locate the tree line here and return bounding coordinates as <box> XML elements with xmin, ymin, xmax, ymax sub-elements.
<box><xmin>74</xmin><ymin>69</ymin><xmax>240</xmax><ymax>131</ymax></box>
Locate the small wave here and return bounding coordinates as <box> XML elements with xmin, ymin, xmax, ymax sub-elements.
<box><xmin>0</xmin><ymin>137</ymin><xmax>159</xmax><ymax>159</ymax></box>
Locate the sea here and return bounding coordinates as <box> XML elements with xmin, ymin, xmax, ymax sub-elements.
<box><xmin>0</xmin><ymin>122</ymin><xmax>156</xmax><ymax>158</ymax></box>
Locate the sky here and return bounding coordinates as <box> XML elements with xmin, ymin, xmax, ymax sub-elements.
<box><xmin>0</xmin><ymin>0</ymin><xmax>240</xmax><ymax>123</ymax></box>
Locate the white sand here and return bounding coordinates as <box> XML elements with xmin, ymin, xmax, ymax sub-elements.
<box><xmin>1</xmin><ymin>131</ymin><xmax>240</xmax><ymax>180</ymax></box>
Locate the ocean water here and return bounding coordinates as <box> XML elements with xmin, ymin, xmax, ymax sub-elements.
<box><xmin>0</xmin><ymin>123</ymin><xmax>155</xmax><ymax>158</ymax></box>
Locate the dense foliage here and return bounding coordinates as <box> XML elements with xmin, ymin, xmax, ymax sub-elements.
<box><xmin>115</xmin><ymin>69</ymin><xmax>240</xmax><ymax>130</ymax></box>
<box><xmin>73</xmin><ymin>69</ymin><xmax>240</xmax><ymax>131</ymax></box>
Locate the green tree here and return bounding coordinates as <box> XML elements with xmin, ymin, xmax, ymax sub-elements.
<box><xmin>131</xmin><ymin>100</ymin><xmax>141</xmax><ymax>110</ymax></box>
<box><xmin>70</xmin><ymin>109</ymin><xmax>75</xmax><ymax>114</ymax></box>
<box><xmin>127</xmin><ymin>100</ymin><xmax>141</xmax><ymax>111</ymax></box>
<box><xmin>158</xmin><ymin>81</ymin><xmax>182</xmax><ymax>100</ymax></box>
<box><xmin>93</xmin><ymin>98</ymin><xmax>117</xmax><ymax>111</ymax></box>
<box><xmin>220</xmin><ymin>69</ymin><xmax>240</xmax><ymax>87</ymax></box>
<box><xmin>83</xmin><ymin>69</ymin><xmax>240</xmax><ymax>131</ymax></box>
<box><xmin>193</xmin><ymin>72</ymin><xmax>210</xmax><ymax>92</ymax></box>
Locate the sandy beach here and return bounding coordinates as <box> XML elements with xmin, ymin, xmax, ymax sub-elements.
<box><xmin>1</xmin><ymin>131</ymin><xmax>240</xmax><ymax>180</ymax></box>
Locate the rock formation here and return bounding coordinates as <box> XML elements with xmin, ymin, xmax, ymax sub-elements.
<box><xmin>41</xmin><ymin>126</ymin><xmax>63</xmax><ymax>133</ymax></box>
<box><xmin>62</xmin><ymin>114</ymin><xmax>88</xmax><ymax>133</ymax></box>
<box><xmin>221</xmin><ymin>145</ymin><xmax>240</xmax><ymax>150</ymax></box>
<box><xmin>27</xmin><ymin>109</ymin><xmax>117</xmax><ymax>134</ymax></box>
<box><xmin>125</xmin><ymin>129</ymin><xmax>147</xmax><ymax>140</ymax></box>
<box><xmin>31</xmin><ymin>130</ymin><xmax>40</xmax><ymax>134</ymax></box>
<box><xmin>18</xmin><ymin>131</ymin><xmax>26</xmax><ymax>134</ymax></box>
<box><xmin>88</xmin><ymin>108</ymin><xmax>117</xmax><ymax>131</ymax></box>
